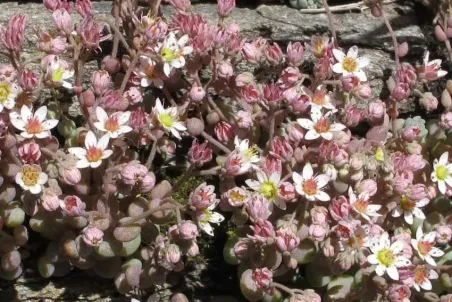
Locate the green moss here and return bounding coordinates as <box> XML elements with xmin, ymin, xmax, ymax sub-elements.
<box><xmin>171</xmin><ymin>175</ymin><xmax>212</xmax><ymax>205</ymax></box>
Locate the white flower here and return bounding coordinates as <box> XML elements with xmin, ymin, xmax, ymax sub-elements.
<box><xmin>367</xmin><ymin>232</ymin><xmax>411</xmax><ymax>280</ymax></box>
<box><xmin>94</xmin><ymin>106</ymin><xmax>132</xmax><ymax>139</ymax></box>
<box><xmin>431</xmin><ymin>151</ymin><xmax>452</xmax><ymax>195</ymax></box>
<box><xmin>391</xmin><ymin>195</ymin><xmax>427</xmax><ymax>225</ymax></box>
<box><xmin>153</xmin><ymin>98</ymin><xmax>186</xmax><ymax>139</ymax></box>
<box><xmin>411</xmin><ymin>227</ymin><xmax>444</xmax><ymax>266</ymax></box>
<box><xmin>136</xmin><ymin>56</ymin><xmax>164</xmax><ymax>88</ymax></box>
<box><xmin>234</xmin><ymin>136</ymin><xmax>260</xmax><ymax>165</ymax></box>
<box><xmin>310</xmin><ymin>85</ymin><xmax>336</xmax><ymax>112</ymax></box>
<box><xmin>246</xmin><ymin>169</ymin><xmax>285</xmax><ymax>209</ymax></box>
<box><xmin>292</xmin><ymin>162</ymin><xmax>330</xmax><ymax>202</ymax></box>
<box><xmin>332</xmin><ymin>46</ymin><xmax>369</xmax><ymax>81</ymax></box>
<box><xmin>419</xmin><ymin>51</ymin><xmax>448</xmax><ymax>81</ymax></box>
<box><xmin>15</xmin><ymin>164</ymin><xmax>48</xmax><ymax>194</ymax></box>
<box><xmin>46</xmin><ymin>56</ymin><xmax>74</xmax><ymax>89</ymax></box>
<box><xmin>297</xmin><ymin>110</ymin><xmax>346</xmax><ymax>141</ymax></box>
<box><xmin>68</xmin><ymin>130</ymin><xmax>113</xmax><ymax>169</ymax></box>
<box><xmin>159</xmin><ymin>32</ymin><xmax>193</xmax><ymax>76</ymax></box>
<box><xmin>10</xmin><ymin>105</ymin><xmax>59</xmax><ymax>139</ymax></box>
<box><xmin>412</xmin><ymin>265</ymin><xmax>438</xmax><ymax>292</ymax></box>
<box><xmin>349</xmin><ymin>187</ymin><xmax>381</xmax><ymax>221</ymax></box>
<box><xmin>195</xmin><ymin>199</ymin><xmax>225</xmax><ymax>236</ymax></box>
<box><xmin>0</xmin><ymin>81</ymin><xmax>18</xmax><ymax>112</ymax></box>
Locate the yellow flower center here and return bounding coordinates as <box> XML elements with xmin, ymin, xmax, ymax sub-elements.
<box><xmin>313</xmin><ymin>118</ymin><xmax>330</xmax><ymax>134</ymax></box>
<box><xmin>342</xmin><ymin>57</ymin><xmax>358</xmax><ymax>73</ymax></box>
<box><xmin>374</xmin><ymin>147</ymin><xmax>384</xmax><ymax>162</ymax></box>
<box><xmin>52</xmin><ymin>68</ymin><xmax>64</xmax><ymax>82</ymax></box>
<box><xmin>377</xmin><ymin>248</ymin><xmax>395</xmax><ymax>267</ymax></box>
<box><xmin>21</xmin><ymin>166</ymin><xmax>40</xmax><ymax>187</ymax></box>
<box><xmin>229</xmin><ymin>190</ymin><xmax>246</xmax><ymax>205</ymax></box>
<box><xmin>242</xmin><ymin>146</ymin><xmax>258</xmax><ymax>161</ymax></box>
<box><xmin>161</xmin><ymin>47</ymin><xmax>182</xmax><ymax>62</ymax></box>
<box><xmin>413</xmin><ymin>266</ymin><xmax>428</xmax><ymax>284</ymax></box>
<box><xmin>0</xmin><ymin>83</ymin><xmax>10</xmax><ymax>102</ymax></box>
<box><xmin>105</xmin><ymin>116</ymin><xmax>119</xmax><ymax>132</ymax></box>
<box><xmin>436</xmin><ymin>165</ymin><xmax>449</xmax><ymax>181</ymax></box>
<box><xmin>353</xmin><ymin>198</ymin><xmax>369</xmax><ymax>214</ymax></box>
<box><xmin>86</xmin><ymin>146</ymin><xmax>103</xmax><ymax>163</ymax></box>
<box><xmin>302</xmin><ymin>178</ymin><xmax>318</xmax><ymax>196</ymax></box>
<box><xmin>260</xmin><ymin>181</ymin><xmax>277</xmax><ymax>200</ymax></box>
<box><xmin>312</xmin><ymin>91</ymin><xmax>326</xmax><ymax>106</ymax></box>
<box><xmin>159</xmin><ymin>113</ymin><xmax>174</xmax><ymax>128</ymax></box>
<box><xmin>25</xmin><ymin>118</ymin><xmax>43</xmax><ymax>135</ymax></box>
<box><xmin>418</xmin><ymin>241</ymin><xmax>433</xmax><ymax>255</ymax></box>
<box><xmin>400</xmin><ymin>195</ymin><xmax>416</xmax><ymax>212</ymax></box>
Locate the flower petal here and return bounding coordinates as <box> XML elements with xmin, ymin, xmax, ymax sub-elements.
<box><xmin>34</xmin><ymin>106</ymin><xmax>48</xmax><ymax>122</ymax></box>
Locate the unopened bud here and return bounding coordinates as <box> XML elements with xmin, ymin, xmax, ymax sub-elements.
<box><xmin>442</xmin><ymin>89</ymin><xmax>452</xmax><ymax>109</ymax></box>
<box><xmin>435</xmin><ymin>25</ymin><xmax>448</xmax><ymax>42</ymax></box>
<box><xmin>186</xmin><ymin>118</ymin><xmax>205</xmax><ymax>136</ymax></box>
<box><xmin>206</xmin><ymin>112</ymin><xmax>220</xmax><ymax>125</ymax></box>
<box><xmin>397</xmin><ymin>42</ymin><xmax>409</xmax><ymax>57</ymax></box>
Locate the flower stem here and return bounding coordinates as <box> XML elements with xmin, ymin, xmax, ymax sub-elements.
<box><xmin>145</xmin><ymin>140</ymin><xmax>158</xmax><ymax>169</ymax></box>
<box><xmin>119</xmin><ymin>202</ymin><xmax>184</xmax><ymax>226</ymax></box>
<box><xmin>380</xmin><ymin>4</ymin><xmax>400</xmax><ymax>70</ymax></box>
<box><xmin>201</xmin><ymin>131</ymin><xmax>232</xmax><ymax>154</ymax></box>
<box><xmin>119</xmin><ymin>53</ymin><xmax>139</xmax><ymax>95</ymax></box>
<box><xmin>321</xmin><ymin>0</ymin><xmax>338</xmax><ymax>47</ymax></box>
<box><xmin>270</xmin><ymin>282</ymin><xmax>295</xmax><ymax>297</ymax></box>
<box><xmin>111</xmin><ymin>0</ymin><xmax>120</xmax><ymax>59</ymax></box>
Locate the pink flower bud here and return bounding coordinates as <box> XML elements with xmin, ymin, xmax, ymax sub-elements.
<box><xmin>123</xmin><ymin>86</ymin><xmax>143</xmax><ymax>104</ymax></box>
<box><xmin>388</xmin><ymin>285</ymin><xmax>411</xmax><ymax>302</ymax></box>
<box><xmin>217</xmin><ymin>61</ymin><xmax>234</xmax><ymax>79</ymax></box>
<box><xmin>341</xmin><ymin>75</ymin><xmax>360</xmax><ymax>92</ymax></box>
<box><xmin>18</xmin><ymin>141</ymin><xmax>41</xmax><ymax>164</ymax></box>
<box><xmin>225</xmin><ymin>151</ymin><xmax>252</xmax><ymax>176</ymax></box>
<box><xmin>78</xmin><ymin>16</ymin><xmax>101</xmax><ymax>50</ymax></box>
<box><xmin>357</xmin><ymin>179</ymin><xmax>378</xmax><ymax>196</ymax></box>
<box><xmin>270</xmin><ymin>136</ymin><xmax>293</xmax><ymax>162</ymax></box>
<box><xmin>309</xmin><ymin>224</ymin><xmax>327</xmax><ymax>242</ymax></box>
<box><xmin>236</xmin><ymin>110</ymin><xmax>252</xmax><ymax>129</ymax></box>
<box><xmin>189</xmin><ymin>139</ymin><xmax>212</xmax><ymax>167</ymax></box>
<box><xmin>217</xmin><ymin>0</ymin><xmax>235</xmax><ymax>17</ymax></box>
<box><xmin>129</xmin><ymin>107</ymin><xmax>149</xmax><ymax>129</ymax></box>
<box><xmin>260</xmin><ymin>154</ymin><xmax>282</xmax><ymax>177</ymax></box>
<box><xmin>358</xmin><ymin>84</ymin><xmax>372</xmax><ymax>99</ymax></box>
<box><xmin>265</xmin><ymin>42</ymin><xmax>284</xmax><ymax>66</ymax></box>
<box><xmin>245</xmin><ymin>195</ymin><xmax>272</xmax><ymax>221</ymax></box>
<box><xmin>214</xmin><ymin>121</ymin><xmax>234</xmax><ymax>143</ymax></box>
<box><xmin>367</xmin><ymin>99</ymin><xmax>385</xmax><ymax>124</ymax></box>
<box><xmin>343</xmin><ymin>106</ymin><xmax>364</xmax><ymax>127</ymax></box>
<box><xmin>44</xmin><ymin>0</ymin><xmax>60</xmax><ymax>11</ymax></box>
<box><xmin>189</xmin><ymin>86</ymin><xmax>206</xmax><ymax>103</ymax></box>
<box><xmin>242</xmin><ymin>43</ymin><xmax>261</xmax><ymax>64</ymax></box>
<box><xmin>179</xmin><ymin>220</ymin><xmax>198</xmax><ymax>240</ymax></box>
<box><xmin>441</xmin><ymin>112</ymin><xmax>452</xmax><ymax>129</ymax></box>
<box><xmin>59</xmin><ymin>166</ymin><xmax>82</xmax><ymax>186</ymax></box>
<box><xmin>145</xmin><ymin>20</ymin><xmax>168</xmax><ymax>41</ymax></box>
<box><xmin>60</xmin><ymin>195</ymin><xmax>86</xmax><ymax>216</ymax></box>
<box><xmin>101</xmin><ymin>55</ymin><xmax>121</xmax><ymax>74</ymax></box>
<box><xmin>397</xmin><ymin>42</ymin><xmax>409</xmax><ymax>57</ymax></box>
<box><xmin>100</xmin><ymin>90</ymin><xmax>129</xmax><ymax>111</ymax></box>
<box><xmin>121</xmin><ymin>162</ymin><xmax>148</xmax><ymax>185</ymax></box>
<box><xmin>391</xmin><ymin>82</ymin><xmax>410</xmax><ymax>103</ymax></box>
<box><xmin>329</xmin><ymin>195</ymin><xmax>352</xmax><ymax>221</ymax></box>
<box><xmin>275</xmin><ymin>228</ymin><xmax>300</xmax><ymax>252</ymax></box>
<box><xmin>53</xmin><ymin>9</ymin><xmax>73</xmax><ymax>34</ymax></box>
<box><xmin>286</xmin><ymin>122</ymin><xmax>304</xmax><ymax>142</ymax></box>
<box><xmin>166</xmin><ymin>0</ymin><xmax>190</xmax><ymax>11</ymax></box>
<box><xmin>235</xmin><ymin>72</ymin><xmax>254</xmax><ymax>87</ymax></box>
<box><xmin>41</xmin><ymin>188</ymin><xmax>61</xmax><ymax>212</ymax></box>
<box><xmin>263</xmin><ymin>81</ymin><xmax>283</xmax><ymax>103</ymax></box>
<box><xmin>76</xmin><ymin>0</ymin><xmax>93</xmax><ymax>17</ymax></box>
<box><xmin>249</xmin><ymin>219</ymin><xmax>275</xmax><ymax>243</ymax></box>
<box><xmin>252</xmin><ymin>268</ymin><xmax>273</xmax><ymax>289</ymax></box>
<box><xmin>226</xmin><ymin>187</ymin><xmax>248</xmax><ymax>207</ymax></box>
<box><xmin>278</xmin><ymin>182</ymin><xmax>296</xmax><ymax>201</ymax></box>
<box><xmin>286</xmin><ymin>42</ymin><xmax>304</xmax><ymax>67</ymax></box>
<box><xmin>278</xmin><ymin>67</ymin><xmax>300</xmax><ymax>89</ymax></box>
<box><xmin>436</xmin><ymin>225</ymin><xmax>452</xmax><ymax>244</ymax></box>
<box><xmin>311</xmin><ymin>206</ymin><xmax>328</xmax><ymax>224</ymax></box>
<box><xmin>0</xmin><ymin>66</ymin><xmax>16</xmax><ymax>82</ymax></box>
<box><xmin>189</xmin><ymin>183</ymin><xmax>218</xmax><ymax>210</ymax></box>
<box><xmin>420</xmin><ymin>92</ymin><xmax>438</xmax><ymax>111</ymax></box>
<box><xmin>187</xmin><ymin>241</ymin><xmax>199</xmax><ymax>257</ymax></box>
<box><xmin>91</xmin><ymin>70</ymin><xmax>111</xmax><ymax>95</ymax></box>
<box><xmin>82</xmin><ymin>227</ymin><xmax>104</xmax><ymax>247</ymax></box>
<box><xmin>0</xmin><ymin>15</ymin><xmax>27</xmax><ymax>52</ymax></box>
<box><xmin>140</xmin><ymin>172</ymin><xmax>156</xmax><ymax>193</ymax></box>
<box><xmin>435</xmin><ymin>25</ymin><xmax>448</xmax><ymax>42</ymax></box>
<box><xmin>401</xmin><ymin>126</ymin><xmax>421</xmax><ymax>142</ymax></box>
<box><xmin>164</xmin><ymin>244</ymin><xmax>181</xmax><ymax>263</ymax></box>
<box><xmin>240</xmin><ymin>85</ymin><xmax>261</xmax><ymax>104</ymax></box>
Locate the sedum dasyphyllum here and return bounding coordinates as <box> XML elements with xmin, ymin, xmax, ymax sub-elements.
<box><xmin>0</xmin><ymin>0</ymin><xmax>452</xmax><ymax>301</ymax></box>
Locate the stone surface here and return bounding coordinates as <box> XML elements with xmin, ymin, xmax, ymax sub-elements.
<box><xmin>0</xmin><ymin>1</ymin><xmax>432</xmax><ymax>301</ymax></box>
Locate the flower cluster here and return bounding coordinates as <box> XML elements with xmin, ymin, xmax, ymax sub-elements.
<box><xmin>0</xmin><ymin>0</ymin><xmax>451</xmax><ymax>301</ymax></box>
